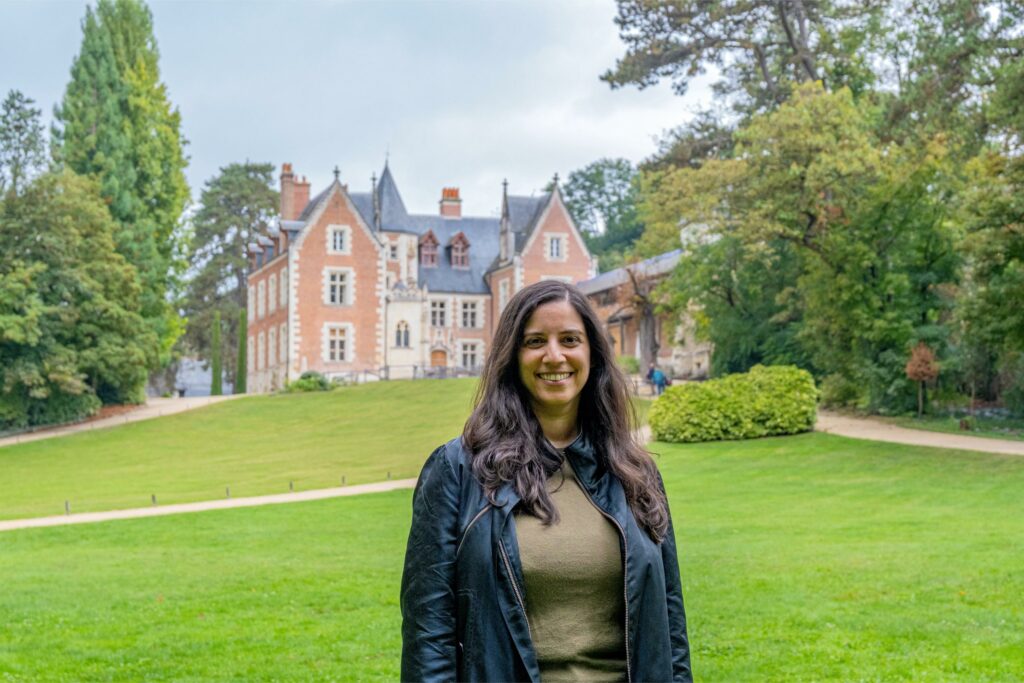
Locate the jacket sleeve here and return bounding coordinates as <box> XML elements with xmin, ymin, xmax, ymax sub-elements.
<box><xmin>659</xmin><ymin>476</ymin><xmax>693</xmax><ymax>682</ymax></box>
<box><xmin>400</xmin><ymin>444</ymin><xmax>462</xmax><ymax>682</ymax></box>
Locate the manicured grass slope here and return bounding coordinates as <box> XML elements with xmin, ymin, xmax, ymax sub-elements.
<box><xmin>2</xmin><ymin>433</ymin><xmax>1022</xmax><ymax>681</ymax></box>
<box><xmin>0</xmin><ymin>380</ymin><xmax>477</xmax><ymax>520</ymax></box>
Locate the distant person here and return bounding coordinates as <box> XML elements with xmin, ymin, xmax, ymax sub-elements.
<box><xmin>646</xmin><ymin>362</ymin><xmax>656</xmax><ymax>395</ymax></box>
<box><xmin>400</xmin><ymin>280</ymin><xmax>692</xmax><ymax>682</ymax></box>
<box><xmin>652</xmin><ymin>366</ymin><xmax>668</xmax><ymax>396</ymax></box>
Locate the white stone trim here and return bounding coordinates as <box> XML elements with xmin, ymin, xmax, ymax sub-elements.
<box><xmin>326</xmin><ymin>224</ymin><xmax>353</xmax><ymax>255</ymax></box>
<box><xmin>544</xmin><ymin>232</ymin><xmax>569</xmax><ymax>262</ymax></box>
<box><xmin>540</xmin><ymin>274</ymin><xmax>573</xmax><ymax>283</ymax></box>
<box><xmin>268</xmin><ymin>273</ymin><xmax>278</xmax><ymax>314</ymax></box>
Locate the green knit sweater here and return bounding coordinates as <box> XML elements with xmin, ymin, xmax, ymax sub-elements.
<box><xmin>514</xmin><ymin>459</ymin><xmax>627</xmax><ymax>682</ymax></box>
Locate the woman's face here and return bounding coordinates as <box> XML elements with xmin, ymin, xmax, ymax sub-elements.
<box><xmin>517</xmin><ymin>299</ymin><xmax>591</xmax><ymax>419</ymax></box>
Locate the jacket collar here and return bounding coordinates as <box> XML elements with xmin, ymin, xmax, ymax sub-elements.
<box><xmin>563</xmin><ymin>431</ymin><xmax>606</xmax><ymax>493</ymax></box>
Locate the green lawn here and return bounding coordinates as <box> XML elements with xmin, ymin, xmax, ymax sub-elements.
<box><xmin>0</xmin><ymin>379</ymin><xmax>479</xmax><ymax>521</ymax></box>
<box><xmin>2</xmin><ymin>432</ymin><xmax>1022</xmax><ymax>681</ymax></box>
<box><xmin>887</xmin><ymin>414</ymin><xmax>1024</xmax><ymax>442</ymax></box>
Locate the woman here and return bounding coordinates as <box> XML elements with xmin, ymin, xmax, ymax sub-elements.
<box><xmin>400</xmin><ymin>281</ymin><xmax>692</xmax><ymax>682</ymax></box>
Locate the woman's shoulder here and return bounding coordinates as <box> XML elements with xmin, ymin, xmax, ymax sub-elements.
<box><xmin>422</xmin><ymin>436</ymin><xmax>473</xmax><ymax>476</ymax></box>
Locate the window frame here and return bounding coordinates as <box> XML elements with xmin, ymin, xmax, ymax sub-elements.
<box><xmin>326</xmin><ymin>224</ymin><xmax>352</xmax><ymax>255</ymax></box>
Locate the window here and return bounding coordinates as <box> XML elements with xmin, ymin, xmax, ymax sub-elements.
<box><xmin>257</xmin><ymin>332</ymin><xmax>265</xmax><ymax>371</ymax></box>
<box><xmin>499</xmin><ymin>280</ymin><xmax>509</xmax><ymax>313</ymax></box>
<box><xmin>247</xmin><ymin>336</ymin><xmax>254</xmax><ymax>373</ymax></box>
<box><xmin>279</xmin><ymin>267</ymin><xmax>288</xmax><ymax>307</ymax></box>
<box><xmin>461</xmin><ymin>301</ymin><xmax>478</xmax><ymax>328</ymax></box>
<box><xmin>548</xmin><ymin>235</ymin><xmax>563</xmax><ymax>260</ymax></box>
<box><xmin>247</xmin><ymin>286</ymin><xmax>255</xmax><ymax>321</ymax></box>
<box><xmin>452</xmin><ymin>243</ymin><xmax>469</xmax><ymax>269</ymax></box>
<box><xmin>325</xmin><ymin>325</ymin><xmax>348</xmax><ymax>362</ymax></box>
<box><xmin>327</xmin><ymin>225</ymin><xmax>351</xmax><ymax>254</ymax></box>
<box><xmin>279</xmin><ymin>324</ymin><xmax>287</xmax><ymax>365</ymax></box>
<box><xmin>268</xmin><ymin>327</ymin><xmax>277</xmax><ymax>366</ymax></box>
<box><xmin>268</xmin><ymin>274</ymin><xmax>277</xmax><ymax>314</ymax></box>
<box><xmin>389</xmin><ymin>243</ymin><xmax>399</xmax><ymax>261</ymax></box>
<box><xmin>395</xmin><ymin>320</ymin><xmax>410</xmax><ymax>348</ymax></box>
<box><xmin>324</xmin><ymin>268</ymin><xmax>352</xmax><ymax>306</ymax></box>
<box><xmin>462</xmin><ymin>342</ymin><xmax>479</xmax><ymax>370</ymax></box>
<box><xmin>257</xmin><ymin>281</ymin><xmax>266</xmax><ymax>319</ymax></box>
<box><xmin>430</xmin><ymin>300</ymin><xmax>447</xmax><ymax>327</ymax></box>
<box><xmin>420</xmin><ymin>232</ymin><xmax>439</xmax><ymax>267</ymax></box>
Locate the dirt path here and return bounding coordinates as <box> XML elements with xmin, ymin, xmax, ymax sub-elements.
<box><xmin>0</xmin><ymin>395</ymin><xmax>244</xmax><ymax>449</ymax></box>
<box><xmin>816</xmin><ymin>411</ymin><xmax>1024</xmax><ymax>456</ymax></box>
<box><xmin>0</xmin><ymin>478</ymin><xmax>418</xmax><ymax>533</ymax></box>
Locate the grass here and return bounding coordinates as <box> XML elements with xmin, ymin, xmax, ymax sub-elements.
<box><xmin>886</xmin><ymin>414</ymin><xmax>1024</xmax><ymax>442</ymax></box>
<box><xmin>0</xmin><ymin>379</ymin><xmax>478</xmax><ymax>521</ymax></box>
<box><xmin>2</xmin><ymin>432</ymin><xmax>1023</xmax><ymax>680</ymax></box>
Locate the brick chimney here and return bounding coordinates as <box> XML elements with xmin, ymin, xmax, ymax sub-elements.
<box><xmin>439</xmin><ymin>187</ymin><xmax>462</xmax><ymax>218</ymax></box>
<box><xmin>280</xmin><ymin>163</ymin><xmax>311</xmax><ymax>221</ymax></box>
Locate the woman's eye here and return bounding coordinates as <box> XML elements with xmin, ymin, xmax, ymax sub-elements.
<box><xmin>524</xmin><ymin>338</ymin><xmax>544</xmax><ymax>347</ymax></box>
<box><xmin>562</xmin><ymin>336</ymin><xmax>580</xmax><ymax>345</ymax></box>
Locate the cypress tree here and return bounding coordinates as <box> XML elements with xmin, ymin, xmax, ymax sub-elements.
<box><xmin>235</xmin><ymin>307</ymin><xmax>247</xmax><ymax>394</ymax></box>
<box><xmin>54</xmin><ymin>0</ymin><xmax>189</xmax><ymax>368</ymax></box>
<box><xmin>210</xmin><ymin>310</ymin><xmax>222</xmax><ymax>396</ymax></box>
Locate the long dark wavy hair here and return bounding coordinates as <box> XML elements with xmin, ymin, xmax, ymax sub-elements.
<box><xmin>462</xmin><ymin>280</ymin><xmax>669</xmax><ymax>542</ymax></box>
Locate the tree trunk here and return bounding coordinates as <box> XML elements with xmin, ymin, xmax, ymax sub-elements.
<box><xmin>638</xmin><ymin>304</ymin><xmax>660</xmax><ymax>369</ymax></box>
<box><xmin>918</xmin><ymin>381</ymin><xmax>924</xmax><ymax>418</ymax></box>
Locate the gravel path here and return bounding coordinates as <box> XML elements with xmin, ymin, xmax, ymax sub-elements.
<box><xmin>815</xmin><ymin>411</ymin><xmax>1024</xmax><ymax>456</ymax></box>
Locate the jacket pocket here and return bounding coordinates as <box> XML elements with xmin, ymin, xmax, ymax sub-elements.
<box><xmin>456</xmin><ymin>588</ymin><xmax>477</xmax><ymax>674</ymax></box>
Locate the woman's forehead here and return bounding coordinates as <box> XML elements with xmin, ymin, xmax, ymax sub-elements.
<box><xmin>522</xmin><ymin>299</ymin><xmax>586</xmax><ymax>333</ymax></box>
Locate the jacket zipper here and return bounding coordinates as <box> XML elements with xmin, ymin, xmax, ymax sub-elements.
<box><xmin>498</xmin><ymin>538</ymin><xmax>532</xmax><ymax>640</ymax></box>
<box><xmin>456</xmin><ymin>504</ymin><xmax>492</xmax><ymax>557</ymax></box>
<box><xmin>564</xmin><ymin>459</ymin><xmax>632</xmax><ymax>683</ymax></box>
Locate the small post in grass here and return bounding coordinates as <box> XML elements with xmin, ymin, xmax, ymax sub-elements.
<box><xmin>225</xmin><ymin>486</ymin><xmax>230</xmax><ymax>499</ymax></box>
<box><xmin>387</xmin><ymin>471</ymin><xmax>391</xmax><ymax>481</ymax></box>
<box><xmin>342</xmin><ymin>475</ymin><xmax>346</xmax><ymax>486</ymax></box>
<box><xmin>289</xmin><ymin>480</ymin><xmax>294</xmax><ymax>492</ymax></box>
<box><xmin>151</xmin><ymin>494</ymin><xmax>157</xmax><ymax>506</ymax></box>
<box><xmin>65</xmin><ymin>500</ymin><xmax>70</xmax><ymax>515</ymax></box>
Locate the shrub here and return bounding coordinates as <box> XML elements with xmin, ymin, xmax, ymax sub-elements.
<box><xmin>819</xmin><ymin>373</ymin><xmax>865</xmax><ymax>409</ymax></box>
<box><xmin>285</xmin><ymin>371</ymin><xmax>331</xmax><ymax>393</ymax></box>
<box><xmin>649</xmin><ymin>364</ymin><xmax>818</xmax><ymax>443</ymax></box>
<box><xmin>618</xmin><ymin>355</ymin><xmax>640</xmax><ymax>374</ymax></box>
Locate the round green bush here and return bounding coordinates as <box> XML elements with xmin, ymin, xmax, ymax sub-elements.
<box><xmin>649</xmin><ymin>364</ymin><xmax>818</xmax><ymax>443</ymax></box>
<box><xmin>618</xmin><ymin>355</ymin><xmax>640</xmax><ymax>375</ymax></box>
<box><xmin>285</xmin><ymin>371</ymin><xmax>331</xmax><ymax>393</ymax></box>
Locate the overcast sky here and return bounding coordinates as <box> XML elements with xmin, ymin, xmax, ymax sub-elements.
<box><xmin>1</xmin><ymin>0</ymin><xmax>713</xmax><ymax>217</ymax></box>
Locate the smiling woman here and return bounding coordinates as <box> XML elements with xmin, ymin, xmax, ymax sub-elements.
<box><xmin>400</xmin><ymin>280</ymin><xmax>692</xmax><ymax>682</ymax></box>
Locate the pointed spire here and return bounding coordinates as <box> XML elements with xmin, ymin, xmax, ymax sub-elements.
<box><xmin>372</xmin><ymin>171</ymin><xmax>381</xmax><ymax>230</ymax></box>
<box><xmin>552</xmin><ymin>172</ymin><xmax>560</xmax><ymax>188</ymax></box>
<box><xmin>333</xmin><ymin>165</ymin><xmax>341</xmax><ymax>181</ymax></box>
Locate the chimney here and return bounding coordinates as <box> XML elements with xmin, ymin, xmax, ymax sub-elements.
<box><xmin>280</xmin><ymin>164</ymin><xmax>311</xmax><ymax>221</ymax></box>
<box><xmin>439</xmin><ymin>187</ymin><xmax>462</xmax><ymax>218</ymax></box>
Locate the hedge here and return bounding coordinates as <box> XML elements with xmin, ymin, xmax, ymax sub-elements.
<box><xmin>648</xmin><ymin>365</ymin><xmax>818</xmax><ymax>443</ymax></box>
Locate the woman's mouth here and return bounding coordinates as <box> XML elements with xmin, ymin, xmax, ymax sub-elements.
<box><xmin>537</xmin><ymin>372</ymin><xmax>573</xmax><ymax>382</ymax></box>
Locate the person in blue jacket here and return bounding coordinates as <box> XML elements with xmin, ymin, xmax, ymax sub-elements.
<box><xmin>652</xmin><ymin>367</ymin><xmax>668</xmax><ymax>396</ymax></box>
<box><xmin>400</xmin><ymin>280</ymin><xmax>692</xmax><ymax>682</ymax></box>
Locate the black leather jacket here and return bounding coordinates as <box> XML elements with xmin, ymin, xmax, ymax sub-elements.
<box><xmin>400</xmin><ymin>434</ymin><xmax>693</xmax><ymax>682</ymax></box>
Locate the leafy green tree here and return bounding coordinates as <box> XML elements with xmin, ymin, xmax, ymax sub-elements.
<box><xmin>561</xmin><ymin>158</ymin><xmax>644</xmax><ymax>272</ymax></box>
<box><xmin>0</xmin><ymin>91</ymin><xmax>46</xmax><ymax>197</ymax></box>
<box><xmin>0</xmin><ymin>170</ymin><xmax>155</xmax><ymax>429</ymax></box>
<box><xmin>183</xmin><ymin>163</ymin><xmax>277</xmax><ymax>385</ymax></box>
<box><xmin>210</xmin><ymin>310</ymin><xmax>222</xmax><ymax>396</ymax></box>
<box><xmin>54</xmin><ymin>0</ymin><xmax>189</xmax><ymax>366</ymax></box>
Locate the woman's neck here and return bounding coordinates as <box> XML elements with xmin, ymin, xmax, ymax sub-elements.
<box><xmin>534</xmin><ymin>403</ymin><xmax>579</xmax><ymax>449</ymax></box>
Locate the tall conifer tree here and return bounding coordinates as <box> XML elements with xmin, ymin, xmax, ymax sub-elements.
<box><xmin>54</xmin><ymin>0</ymin><xmax>189</xmax><ymax>367</ymax></box>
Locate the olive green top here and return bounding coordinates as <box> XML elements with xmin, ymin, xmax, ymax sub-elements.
<box><xmin>514</xmin><ymin>458</ymin><xmax>627</xmax><ymax>682</ymax></box>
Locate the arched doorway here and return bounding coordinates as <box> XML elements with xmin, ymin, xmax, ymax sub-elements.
<box><xmin>430</xmin><ymin>349</ymin><xmax>447</xmax><ymax>367</ymax></box>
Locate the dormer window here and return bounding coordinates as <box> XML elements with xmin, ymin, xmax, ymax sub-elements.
<box><xmin>449</xmin><ymin>232</ymin><xmax>470</xmax><ymax>269</ymax></box>
<box><xmin>420</xmin><ymin>231</ymin><xmax>439</xmax><ymax>267</ymax></box>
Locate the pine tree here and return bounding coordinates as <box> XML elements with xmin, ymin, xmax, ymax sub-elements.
<box><xmin>54</xmin><ymin>0</ymin><xmax>189</xmax><ymax>367</ymax></box>
<box><xmin>0</xmin><ymin>90</ymin><xmax>47</xmax><ymax>196</ymax></box>
<box><xmin>210</xmin><ymin>310</ymin><xmax>222</xmax><ymax>396</ymax></box>
<box><xmin>235</xmin><ymin>307</ymin><xmax>247</xmax><ymax>394</ymax></box>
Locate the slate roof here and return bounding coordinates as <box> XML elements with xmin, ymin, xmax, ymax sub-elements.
<box><xmin>577</xmin><ymin>249</ymin><xmax>683</xmax><ymax>295</ymax></box>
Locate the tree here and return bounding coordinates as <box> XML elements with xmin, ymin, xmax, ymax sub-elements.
<box><xmin>235</xmin><ymin>307</ymin><xmax>247</xmax><ymax>394</ymax></box>
<box><xmin>603</xmin><ymin>0</ymin><xmax>881</xmax><ymax>115</ymax></box>
<box><xmin>210</xmin><ymin>310</ymin><xmax>222</xmax><ymax>396</ymax></box>
<box><xmin>182</xmin><ymin>162</ymin><xmax>277</xmax><ymax>384</ymax></box>
<box><xmin>0</xmin><ymin>170</ymin><xmax>155</xmax><ymax>429</ymax></box>
<box><xmin>54</xmin><ymin>0</ymin><xmax>189</xmax><ymax>366</ymax></box>
<box><xmin>561</xmin><ymin>158</ymin><xmax>644</xmax><ymax>271</ymax></box>
<box><xmin>0</xmin><ymin>91</ymin><xmax>46</xmax><ymax>197</ymax></box>
<box><xmin>905</xmin><ymin>341</ymin><xmax>939</xmax><ymax>417</ymax></box>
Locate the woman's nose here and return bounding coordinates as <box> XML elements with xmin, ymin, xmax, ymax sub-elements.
<box><xmin>542</xmin><ymin>340</ymin><xmax>565</xmax><ymax>363</ymax></box>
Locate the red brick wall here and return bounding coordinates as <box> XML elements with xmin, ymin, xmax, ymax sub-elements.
<box><xmin>520</xmin><ymin>195</ymin><xmax>592</xmax><ymax>287</ymax></box>
<box><xmin>293</xmin><ymin>188</ymin><xmax>383</xmax><ymax>376</ymax></box>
